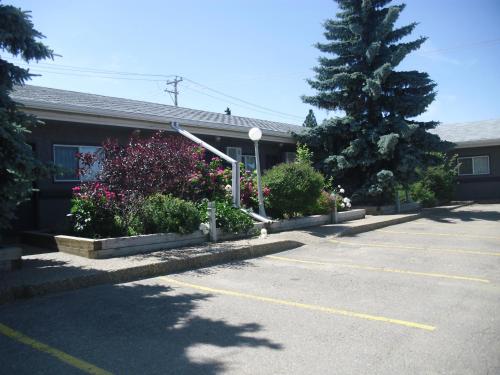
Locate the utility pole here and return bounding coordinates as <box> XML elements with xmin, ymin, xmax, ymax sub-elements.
<box><xmin>165</xmin><ymin>76</ymin><xmax>183</xmax><ymax>106</ymax></box>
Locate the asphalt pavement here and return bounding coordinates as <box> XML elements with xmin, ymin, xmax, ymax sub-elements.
<box><xmin>1</xmin><ymin>203</ymin><xmax>499</xmax><ymax>374</ymax></box>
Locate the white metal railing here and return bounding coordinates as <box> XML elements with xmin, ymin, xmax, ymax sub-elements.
<box><xmin>171</xmin><ymin>122</ymin><xmax>240</xmax><ymax>207</ymax></box>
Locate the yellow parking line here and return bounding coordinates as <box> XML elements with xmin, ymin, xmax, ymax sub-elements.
<box><xmin>378</xmin><ymin>229</ymin><xmax>500</xmax><ymax>241</ymax></box>
<box><xmin>266</xmin><ymin>255</ymin><xmax>490</xmax><ymax>284</ymax></box>
<box><xmin>160</xmin><ymin>277</ymin><xmax>436</xmax><ymax>331</ymax></box>
<box><xmin>0</xmin><ymin>323</ymin><xmax>113</xmax><ymax>375</ymax></box>
<box><xmin>330</xmin><ymin>238</ymin><xmax>500</xmax><ymax>257</ymax></box>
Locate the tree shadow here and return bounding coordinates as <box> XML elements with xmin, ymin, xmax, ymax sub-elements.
<box><xmin>422</xmin><ymin>208</ymin><xmax>500</xmax><ymax>224</ymax></box>
<box><xmin>0</xmin><ymin>282</ymin><xmax>283</xmax><ymax>374</ymax></box>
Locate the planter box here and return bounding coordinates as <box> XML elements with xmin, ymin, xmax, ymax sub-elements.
<box><xmin>20</xmin><ymin>209</ymin><xmax>367</xmax><ymax>259</ymax></box>
<box><xmin>0</xmin><ymin>246</ymin><xmax>22</xmax><ymax>271</ymax></box>
<box><xmin>22</xmin><ymin>230</ymin><xmax>207</xmax><ymax>259</ymax></box>
<box><xmin>265</xmin><ymin>209</ymin><xmax>365</xmax><ymax>233</ymax></box>
<box><xmin>267</xmin><ymin>214</ymin><xmax>332</xmax><ymax>233</ymax></box>
<box><xmin>358</xmin><ymin>202</ymin><xmax>421</xmax><ymax>215</ymax></box>
<box><xmin>337</xmin><ymin>208</ymin><xmax>366</xmax><ymax>222</ymax></box>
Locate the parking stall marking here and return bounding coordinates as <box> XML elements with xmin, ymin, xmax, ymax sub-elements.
<box><xmin>329</xmin><ymin>239</ymin><xmax>500</xmax><ymax>257</ymax></box>
<box><xmin>265</xmin><ymin>255</ymin><xmax>490</xmax><ymax>284</ymax></box>
<box><xmin>160</xmin><ymin>277</ymin><xmax>436</xmax><ymax>331</ymax></box>
<box><xmin>377</xmin><ymin>229</ymin><xmax>500</xmax><ymax>241</ymax></box>
<box><xmin>0</xmin><ymin>323</ymin><xmax>113</xmax><ymax>375</ymax></box>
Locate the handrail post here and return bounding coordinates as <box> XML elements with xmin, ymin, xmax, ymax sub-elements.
<box><xmin>207</xmin><ymin>201</ymin><xmax>218</xmax><ymax>242</ymax></box>
<box><xmin>232</xmin><ymin>162</ymin><xmax>240</xmax><ymax>207</ymax></box>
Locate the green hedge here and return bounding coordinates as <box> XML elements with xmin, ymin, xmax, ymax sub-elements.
<box><xmin>263</xmin><ymin>162</ymin><xmax>324</xmax><ymax>218</ymax></box>
<box><xmin>139</xmin><ymin>194</ymin><xmax>201</xmax><ymax>235</ymax></box>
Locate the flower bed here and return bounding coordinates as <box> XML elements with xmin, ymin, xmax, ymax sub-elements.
<box><xmin>22</xmin><ymin>230</ymin><xmax>208</xmax><ymax>259</ymax></box>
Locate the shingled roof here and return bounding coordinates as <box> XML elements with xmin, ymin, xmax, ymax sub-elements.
<box><xmin>11</xmin><ymin>85</ymin><xmax>302</xmax><ymax>137</ymax></box>
<box><xmin>431</xmin><ymin>119</ymin><xmax>500</xmax><ymax>148</ymax></box>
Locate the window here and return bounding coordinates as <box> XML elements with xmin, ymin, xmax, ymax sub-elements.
<box><xmin>285</xmin><ymin>152</ymin><xmax>296</xmax><ymax>163</ymax></box>
<box><xmin>226</xmin><ymin>147</ymin><xmax>242</xmax><ymax>162</ymax></box>
<box><xmin>53</xmin><ymin>145</ymin><xmax>103</xmax><ymax>182</ymax></box>
<box><xmin>242</xmin><ymin>155</ymin><xmax>256</xmax><ymax>171</ymax></box>
<box><xmin>458</xmin><ymin>156</ymin><xmax>490</xmax><ymax>176</ymax></box>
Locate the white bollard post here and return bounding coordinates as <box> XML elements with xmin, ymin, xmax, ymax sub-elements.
<box><xmin>208</xmin><ymin>201</ymin><xmax>217</xmax><ymax>242</ymax></box>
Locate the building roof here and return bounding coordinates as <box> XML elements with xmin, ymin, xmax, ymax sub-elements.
<box><xmin>11</xmin><ymin>85</ymin><xmax>302</xmax><ymax>142</ymax></box>
<box><xmin>431</xmin><ymin>119</ymin><xmax>500</xmax><ymax>148</ymax></box>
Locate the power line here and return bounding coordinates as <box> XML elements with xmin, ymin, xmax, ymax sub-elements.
<box><xmin>182</xmin><ymin>84</ymin><xmax>301</xmax><ymax>123</ymax></box>
<box><xmin>7</xmin><ymin>58</ymin><xmax>175</xmax><ymax>78</ymax></box>
<box><xmin>26</xmin><ymin>68</ymin><xmax>166</xmax><ymax>82</ymax></box>
<box><xmin>183</xmin><ymin>77</ymin><xmax>303</xmax><ymax>120</ymax></box>
<box><xmin>420</xmin><ymin>37</ymin><xmax>500</xmax><ymax>54</ymax></box>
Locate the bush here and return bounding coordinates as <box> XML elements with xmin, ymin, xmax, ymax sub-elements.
<box><xmin>263</xmin><ymin>162</ymin><xmax>324</xmax><ymax>218</ymax></box>
<box><xmin>69</xmin><ymin>183</ymin><xmax>125</xmax><ymax>238</ymax></box>
<box><xmin>140</xmin><ymin>194</ymin><xmax>200</xmax><ymax>235</ymax></box>
<box><xmin>80</xmin><ymin>131</ymin><xmax>229</xmax><ymax>202</ymax></box>
<box><xmin>199</xmin><ymin>200</ymin><xmax>254</xmax><ymax>234</ymax></box>
<box><xmin>307</xmin><ymin>191</ymin><xmax>336</xmax><ymax>215</ymax></box>
<box><xmin>410</xmin><ymin>154</ymin><xmax>458</xmax><ymax>206</ymax></box>
<box><xmin>410</xmin><ymin>182</ymin><xmax>437</xmax><ymax>208</ymax></box>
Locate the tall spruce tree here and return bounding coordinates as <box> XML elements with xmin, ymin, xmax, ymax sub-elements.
<box><xmin>303</xmin><ymin>109</ymin><xmax>318</xmax><ymax>128</ymax></box>
<box><xmin>297</xmin><ymin>0</ymin><xmax>450</xmax><ymax>204</ymax></box>
<box><xmin>0</xmin><ymin>4</ymin><xmax>53</xmax><ymax>234</ymax></box>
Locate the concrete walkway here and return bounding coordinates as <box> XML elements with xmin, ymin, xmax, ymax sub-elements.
<box><xmin>0</xmin><ymin>204</ymin><xmax>468</xmax><ymax>304</ymax></box>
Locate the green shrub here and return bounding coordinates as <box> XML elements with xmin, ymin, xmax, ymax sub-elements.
<box><xmin>307</xmin><ymin>191</ymin><xmax>336</xmax><ymax>215</ymax></box>
<box><xmin>140</xmin><ymin>194</ymin><xmax>200</xmax><ymax>234</ymax></box>
<box><xmin>410</xmin><ymin>154</ymin><xmax>458</xmax><ymax>206</ymax></box>
<box><xmin>70</xmin><ymin>197</ymin><xmax>125</xmax><ymax>239</ymax></box>
<box><xmin>263</xmin><ymin>162</ymin><xmax>324</xmax><ymax>218</ymax></box>
<box><xmin>410</xmin><ymin>182</ymin><xmax>437</xmax><ymax>208</ymax></box>
<box><xmin>199</xmin><ymin>200</ymin><xmax>254</xmax><ymax>234</ymax></box>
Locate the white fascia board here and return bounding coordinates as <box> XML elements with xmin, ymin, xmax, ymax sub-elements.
<box><xmin>18</xmin><ymin>101</ymin><xmax>297</xmax><ymax>144</ymax></box>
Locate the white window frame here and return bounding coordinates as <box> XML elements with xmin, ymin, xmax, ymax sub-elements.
<box><xmin>458</xmin><ymin>155</ymin><xmax>490</xmax><ymax>176</ymax></box>
<box><xmin>285</xmin><ymin>152</ymin><xmax>296</xmax><ymax>163</ymax></box>
<box><xmin>53</xmin><ymin>144</ymin><xmax>103</xmax><ymax>182</ymax></box>
<box><xmin>226</xmin><ymin>147</ymin><xmax>242</xmax><ymax>162</ymax></box>
<box><xmin>242</xmin><ymin>154</ymin><xmax>256</xmax><ymax>171</ymax></box>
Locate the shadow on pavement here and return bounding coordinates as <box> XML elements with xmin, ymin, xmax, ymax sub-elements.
<box><xmin>423</xmin><ymin>209</ymin><xmax>500</xmax><ymax>224</ymax></box>
<box><xmin>0</xmin><ymin>282</ymin><xmax>283</xmax><ymax>374</ymax></box>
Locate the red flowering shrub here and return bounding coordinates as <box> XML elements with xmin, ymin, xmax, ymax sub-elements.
<box><xmin>238</xmin><ymin>168</ymin><xmax>270</xmax><ymax>211</ymax></box>
<box><xmin>91</xmin><ymin>132</ymin><xmax>226</xmax><ymax>201</ymax></box>
<box><xmin>69</xmin><ymin>182</ymin><xmax>126</xmax><ymax>238</ymax></box>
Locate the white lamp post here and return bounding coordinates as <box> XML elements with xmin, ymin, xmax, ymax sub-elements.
<box><xmin>248</xmin><ymin>127</ymin><xmax>266</xmax><ymax>218</ymax></box>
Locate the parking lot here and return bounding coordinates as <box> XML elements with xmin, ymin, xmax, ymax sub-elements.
<box><xmin>1</xmin><ymin>204</ymin><xmax>499</xmax><ymax>374</ymax></box>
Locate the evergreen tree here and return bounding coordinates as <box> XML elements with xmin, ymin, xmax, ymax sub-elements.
<box><xmin>297</xmin><ymin>0</ymin><xmax>450</xmax><ymax>204</ymax></box>
<box><xmin>303</xmin><ymin>109</ymin><xmax>318</xmax><ymax>128</ymax></box>
<box><xmin>0</xmin><ymin>4</ymin><xmax>53</xmax><ymax>234</ymax></box>
<box><xmin>225</xmin><ymin>107</ymin><xmax>231</xmax><ymax>115</ymax></box>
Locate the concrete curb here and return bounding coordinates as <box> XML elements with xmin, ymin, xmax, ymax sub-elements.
<box><xmin>0</xmin><ymin>240</ymin><xmax>303</xmax><ymax>305</ymax></box>
<box><xmin>335</xmin><ymin>202</ymin><xmax>474</xmax><ymax>237</ymax></box>
<box><xmin>334</xmin><ymin>213</ymin><xmax>422</xmax><ymax>237</ymax></box>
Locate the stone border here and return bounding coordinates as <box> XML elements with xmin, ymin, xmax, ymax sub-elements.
<box><xmin>357</xmin><ymin>202</ymin><xmax>421</xmax><ymax>215</ymax></box>
<box><xmin>266</xmin><ymin>209</ymin><xmax>366</xmax><ymax>233</ymax></box>
<box><xmin>22</xmin><ymin>230</ymin><xmax>208</xmax><ymax>259</ymax></box>
<box><xmin>21</xmin><ymin>210</ymin><xmax>366</xmax><ymax>259</ymax></box>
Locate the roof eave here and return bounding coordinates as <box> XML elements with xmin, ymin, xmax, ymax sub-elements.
<box><xmin>453</xmin><ymin>139</ymin><xmax>500</xmax><ymax>149</ymax></box>
<box><xmin>16</xmin><ymin>100</ymin><xmax>297</xmax><ymax>144</ymax></box>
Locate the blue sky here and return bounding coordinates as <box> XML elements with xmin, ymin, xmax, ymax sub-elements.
<box><xmin>5</xmin><ymin>0</ymin><xmax>500</xmax><ymax>125</ymax></box>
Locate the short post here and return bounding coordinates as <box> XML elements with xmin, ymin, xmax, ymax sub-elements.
<box><xmin>332</xmin><ymin>193</ymin><xmax>338</xmax><ymax>224</ymax></box>
<box><xmin>395</xmin><ymin>191</ymin><xmax>401</xmax><ymax>214</ymax></box>
<box><xmin>207</xmin><ymin>201</ymin><xmax>218</xmax><ymax>242</ymax></box>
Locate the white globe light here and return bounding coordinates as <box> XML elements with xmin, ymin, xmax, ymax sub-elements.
<box><xmin>248</xmin><ymin>127</ymin><xmax>262</xmax><ymax>141</ymax></box>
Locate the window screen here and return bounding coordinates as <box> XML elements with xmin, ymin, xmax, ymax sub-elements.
<box><xmin>54</xmin><ymin>145</ymin><xmax>102</xmax><ymax>182</ymax></box>
<box><xmin>458</xmin><ymin>156</ymin><xmax>490</xmax><ymax>176</ymax></box>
